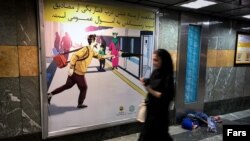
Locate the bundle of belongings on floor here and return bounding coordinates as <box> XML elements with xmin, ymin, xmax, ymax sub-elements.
<box><xmin>181</xmin><ymin>111</ymin><xmax>222</xmax><ymax>132</ymax></box>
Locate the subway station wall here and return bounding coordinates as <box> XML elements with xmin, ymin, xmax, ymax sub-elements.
<box><xmin>204</xmin><ymin>18</ymin><xmax>250</xmax><ymax>115</ymax></box>
<box><xmin>0</xmin><ymin>0</ymin><xmax>41</xmax><ymax>139</ymax></box>
<box><xmin>0</xmin><ymin>0</ymin><xmax>250</xmax><ymax>140</ymax></box>
<box><xmin>158</xmin><ymin>10</ymin><xmax>179</xmax><ymax>72</ymax></box>
<box><xmin>205</xmin><ymin>18</ymin><xmax>250</xmax><ymax>101</ymax></box>
<box><xmin>176</xmin><ymin>12</ymin><xmax>250</xmax><ymax>115</ymax></box>
<box><xmin>159</xmin><ymin>10</ymin><xmax>250</xmax><ymax>115</ymax></box>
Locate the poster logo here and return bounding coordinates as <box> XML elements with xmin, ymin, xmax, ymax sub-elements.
<box><xmin>119</xmin><ymin>106</ymin><xmax>124</xmax><ymax>112</ymax></box>
<box><xmin>116</xmin><ymin>106</ymin><xmax>126</xmax><ymax>116</ymax></box>
<box><xmin>129</xmin><ymin>105</ymin><xmax>135</xmax><ymax>112</ymax></box>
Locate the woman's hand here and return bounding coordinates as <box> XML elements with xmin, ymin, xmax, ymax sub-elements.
<box><xmin>146</xmin><ymin>86</ymin><xmax>162</xmax><ymax>98</ymax></box>
<box><xmin>140</xmin><ymin>77</ymin><xmax>146</xmax><ymax>86</ymax></box>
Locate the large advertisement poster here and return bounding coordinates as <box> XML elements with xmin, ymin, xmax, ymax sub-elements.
<box><xmin>235</xmin><ymin>32</ymin><xmax>250</xmax><ymax>65</ymax></box>
<box><xmin>42</xmin><ymin>0</ymin><xmax>155</xmax><ymax>137</ymax></box>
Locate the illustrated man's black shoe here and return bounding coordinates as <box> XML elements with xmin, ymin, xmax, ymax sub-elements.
<box><xmin>77</xmin><ymin>104</ymin><xmax>88</xmax><ymax>109</ymax></box>
<box><xmin>48</xmin><ymin>93</ymin><xmax>53</xmax><ymax>105</ymax></box>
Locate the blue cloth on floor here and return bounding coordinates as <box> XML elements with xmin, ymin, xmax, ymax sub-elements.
<box><xmin>194</xmin><ymin>112</ymin><xmax>209</xmax><ymax>126</ymax></box>
<box><xmin>182</xmin><ymin>117</ymin><xmax>193</xmax><ymax>130</ymax></box>
<box><xmin>181</xmin><ymin>111</ymin><xmax>218</xmax><ymax>132</ymax></box>
<box><xmin>207</xmin><ymin>117</ymin><xmax>217</xmax><ymax>133</ymax></box>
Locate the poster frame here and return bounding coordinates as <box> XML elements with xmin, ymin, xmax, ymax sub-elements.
<box><xmin>234</xmin><ymin>31</ymin><xmax>250</xmax><ymax>66</ymax></box>
<box><xmin>37</xmin><ymin>0</ymin><xmax>159</xmax><ymax>139</ymax></box>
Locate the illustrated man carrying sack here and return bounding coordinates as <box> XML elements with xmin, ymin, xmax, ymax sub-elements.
<box><xmin>48</xmin><ymin>34</ymin><xmax>114</xmax><ymax>108</ymax></box>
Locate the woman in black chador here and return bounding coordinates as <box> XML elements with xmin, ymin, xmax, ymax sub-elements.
<box><xmin>138</xmin><ymin>49</ymin><xmax>175</xmax><ymax>141</ymax></box>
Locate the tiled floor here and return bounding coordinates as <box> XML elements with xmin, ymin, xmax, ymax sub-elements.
<box><xmin>104</xmin><ymin>109</ymin><xmax>250</xmax><ymax>141</ymax></box>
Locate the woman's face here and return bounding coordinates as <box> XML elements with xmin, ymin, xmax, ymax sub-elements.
<box><xmin>152</xmin><ymin>53</ymin><xmax>162</xmax><ymax>69</ymax></box>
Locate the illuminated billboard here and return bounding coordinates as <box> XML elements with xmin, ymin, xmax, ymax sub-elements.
<box><xmin>39</xmin><ymin>0</ymin><xmax>155</xmax><ymax>138</ymax></box>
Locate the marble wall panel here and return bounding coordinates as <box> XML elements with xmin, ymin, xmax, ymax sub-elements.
<box><xmin>20</xmin><ymin>76</ymin><xmax>41</xmax><ymax>134</ymax></box>
<box><xmin>0</xmin><ymin>46</ymin><xmax>19</xmax><ymax>77</ymax></box>
<box><xmin>16</xmin><ymin>0</ymin><xmax>38</xmax><ymax>46</ymax></box>
<box><xmin>0</xmin><ymin>78</ymin><xmax>22</xmax><ymax>139</ymax></box>
<box><xmin>0</xmin><ymin>0</ymin><xmax>17</xmax><ymax>45</ymax></box>
<box><xmin>158</xmin><ymin>11</ymin><xmax>179</xmax><ymax>50</ymax></box>
<box><xmin>204</xmin><ymin>96</ymin><xmax>250</xmax><ymax>116</ymax></box>
<box><xmin>234</xmin><ymin>67</ymin><xmax>247</xmax><ymax>97</ymax></box>
<box><xmin>205</xmin><ymin>67</ymin><xmax>240</xmax><ymax>102</ymax></box>
<box><xmin>18</xmin><ymin>46</ymin><xmax>39</xmax><ymax>76</ymax></box>
<box><xmin>0</xmin><ymin>122</ymin><xmax>141</xmax><ymax>141</ymax></box>
<box><xmin>208</xmin><ymin>18</ymin><xmax>236</xmax><ymax>50</ymax></box>
<box><xmin>205</xmin><ymin>19</ymin><xmax>250</xmax><ymax>105</ymax></box>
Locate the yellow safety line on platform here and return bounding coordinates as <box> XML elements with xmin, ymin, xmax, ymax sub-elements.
<box><xmin>106</xmin><ymin>63</ymin><xmax>147</xmax><ymax>97</ymax></box>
